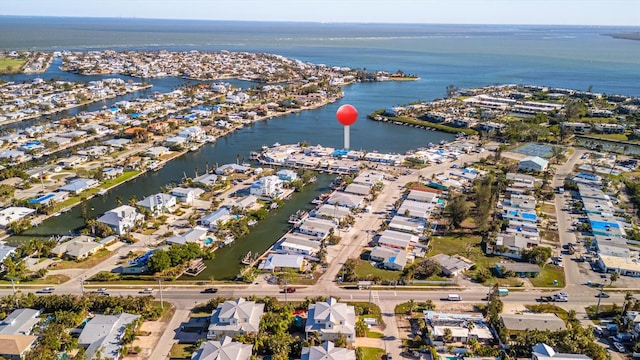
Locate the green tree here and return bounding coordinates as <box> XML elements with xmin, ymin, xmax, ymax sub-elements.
<box><xmin>610</xmin><ymin>271</ymin><xmax>620</xmax><ymax>286</ymax></box>
<box><xmin>355</xmin><ymin>318</ymin><xmax>368</xmax><ymax>337</ymax></box>
<box><xmin>147</xmin><ymin>250</ymin><xmax>171</xmax><ymax>273</ymax></box>
<box><xmin>445</xmin><ymin>193</ymin><xmax>469</xmax><ymax>229</ymax></box>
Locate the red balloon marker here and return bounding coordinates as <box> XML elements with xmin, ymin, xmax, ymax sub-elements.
<box><xmin>336</xmin><ymin>104</ymin><xmax>358</xmax><ymax>149</ymax></box>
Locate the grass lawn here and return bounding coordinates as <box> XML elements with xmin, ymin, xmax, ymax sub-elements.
<box><xmin>49</xmin><ymin>249</ymin><xmax>114</xmax><ymax>270</ymax></box>
<box><xmin>529</xmin><ymin>264</ymin><xmax>565</xmax><ymax>288</ymax></box>
<box><xmin>394</xmin><ymin>300</ymin><xmax>435</xmax><ymax>315</ymax></box>
<box><xmin>358</xmin><ymin>347</ymin><xmax>385</xmax><ymax>360</ymax></box>
<box><xmin>541</xmin><ymin>203</ymin><xmax>556</xmax><ymax>214</ymax></box>
<box><xmin>587</xmin><ymin>133</ymin><xmax>629</xmax><ymax>141</ymax></box>
<box><xmin>100</xmin><ymin>170</ymin><xmax>141</xmax><ymax>189</ymax></box>
<box><xmin>0</xmin><ymin>57</ymin><xmax>26</xmax><ymax>74</ymax></box>
<box><xmin>429</xmin><ymin>234</ymin><xmax>497</xmax><ymax>268</ymax></box>
<box><xmin>586</xmin><ymin>304</ymin><xmax>620</xmax><ymax>321</ymax></box>
<box><xmin>169</xmin><ymin>343</ymin><xmax>196</xmax><ymax>359</ymax></box>
<box><xmin>354</xmin><ymin>259</ymin><xmax>401</xmax><ymax>282</ymax></box>
<box><xmin>366</xmin><ymin>330</ymin><xmax>385</xmax><ymax>338</ymax></box>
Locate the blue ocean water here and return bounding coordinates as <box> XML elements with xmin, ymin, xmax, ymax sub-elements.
<box><xmin>1</xmin><ymin>17</ymin><xmax>639</xmax><ymax>98</ymax></box>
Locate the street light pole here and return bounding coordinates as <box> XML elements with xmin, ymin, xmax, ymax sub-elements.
<box><xmin>80</xmin><ymin>278</ymin><xmax>85</xmax><ymax>296</ymax></box>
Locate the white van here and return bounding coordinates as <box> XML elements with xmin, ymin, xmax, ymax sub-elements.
<box><xmin>448</xmin><ymin>294</ymin><xmax>461</xmax><ymax>301</ymax></box>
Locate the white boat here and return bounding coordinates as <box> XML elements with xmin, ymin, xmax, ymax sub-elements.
<box><xmin>190</xmin><ymin>145</ymin><xmax>199</xmax><ymax>152</ymax></box>
<box><xmin>97</xmin><ymin>189</ymin><xmax>107</xmax><ymax>196</ymax></box>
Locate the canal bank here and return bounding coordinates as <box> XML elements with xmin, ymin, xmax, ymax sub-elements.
<box><xmin>184</xmin><ymin>173</ymin><xmax>334</xmax><ymax>281</ymax></box>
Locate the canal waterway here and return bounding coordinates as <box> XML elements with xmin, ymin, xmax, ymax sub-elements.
<box><xmin>4</xmin><ymin>67</ymin><xmax>454</xmax><ymax>279</ymax></box>
<box><xmin>187</xmin><ymin>174</ymin><xmax>334</xmax><ymax>281</ymax></box>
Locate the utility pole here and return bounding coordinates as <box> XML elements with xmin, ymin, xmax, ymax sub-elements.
<box><xmin>284</xmin><ymin>278</ymin><xmax>288</xmax><ymax>304</ymax></box>
<box><xmin>9</xmin><ymin>278</ymin><xmax>19</xmax><ymax>308</ymax></box>
<box><xmin>158</xmin><ymin>278</ymin><xmax>164</xmax><ymax>310</ymax></box>
<box><xmin>595</xmin><ymin>283</ymin><xmax>605</xmax><ymax>316</ymax></box>
<box><xmin>80</xmin><ymin>278</ymin><xmax>85</xmax><ymax>296</ymax></box>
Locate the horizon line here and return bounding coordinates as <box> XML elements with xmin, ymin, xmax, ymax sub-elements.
<box><xmin>1</xmin><ymin>14</ymin><xmax>639</xmax><ymax>28</ymax></box>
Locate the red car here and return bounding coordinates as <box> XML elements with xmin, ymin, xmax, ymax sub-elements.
<box><xmin>283</xmin><ymin>287</ymin><xmax>296</xmax><ymax>293</ymax></box>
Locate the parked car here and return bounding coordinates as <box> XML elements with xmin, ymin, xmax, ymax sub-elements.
<box><xmin>201</xmin><ymin>288</ymin><xmax>218</xmax><ymax>294</ymax></box>
<box><xmin>613</xmin><ymin>342</ymin><xmax>626</xmax><ymax>353</ymax></box>
<box><xmin>283</xmin><ymin>287</ymin><xmax>296</xmax><ymax>293</ymax></box>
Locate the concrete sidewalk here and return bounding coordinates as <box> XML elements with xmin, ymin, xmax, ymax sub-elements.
<box><xmin>149</xmin><ymin>309</ymin><xmax>191</xmax><ymax>360</ymax></box>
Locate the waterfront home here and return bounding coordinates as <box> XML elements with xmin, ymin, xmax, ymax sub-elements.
<box><xmin>145</xmin><ymin>146</ymin><xmax>169</xmax><ymax>159</ymax></box>
<box><xmin>58</xmin><ymin>178</ymin><xmax>99</xmax><ymax>194</ymax></box>
<box><xmin>97</xmin><ymin>205</ymin><xmax>144</xmax><ymax>235</ymax></box>
<box><xmin>0</xmin><ymin>334</ymin><xmax>38</xmax><ymax>360</ymax></box>
<box><xmin>0</xmin><ymin>245</ymin><xmax>16</xmax><ymax>264</ymax></box>
<box><xmin>28</xmin><ymin>192</ymin><xmax>69</xmax><ymax>207</ymax></box>
<box><xmin>369</xmin><ymin>246</ymin><xmax>408</xmax><ymax>271</ymax></box>
<box><xmin>0</xmin><ymin>308</ymin><xmax>42</xmax><ymax>336</ymax></box>
<box><xmin>193</xmin><ymin>173</ymin><xmax>221</xmax><ymax>187</ymax></box>
<box><xmin>216</xmin><ymin>164</ymin><xmax>252</xmax><ymax>175</ymax></box>
<box><xmin>191</xmin><ymin>336</ymin><xmax>252</xmax><ymax>360</ymax></box>
<box><xmin>518</xmin><ymin>156</ymin><xmax>549</xmax><ymax>172</ymax></box>
<box><xmin>136</xmin><ymin>193</ymin><xmax>177</xmax><ymax>215</ymax></box>
<box><xmin>235</xmin><ymin>195</ymin><xmax>259</xmax><ymax>211</ymax></box>
<box><xmin>353</xmin><ymin>170</ymin><xmax>385</xmax><ymax>186</ymax></box>
<box><xmin>276</xmin><ymin>169</ymin><xmax>298</xmax><ymax>182</ymax></box>
<box><xmin>297</xmin><ymin>217</ymin><xmax>337</xmax><ymax>239</ymax></box>
<box><xmin>78</xmin><ymin>313</ymin><xmax>140</xmax><ymax>360</ymax></box>
<box><xmin>101</xmin><ymin>167</ymin><xmax>124</xmax><ymax>180</ymax></box>
<box><xmin>170</xmin><ymin>187</ymin><xmax>204</xmax><ymax>203</ymax></box>
<box><xmin>164</xmin><ymin>136</ymin><xmax>187</xmax><ymax>147</ymax></box>
<box><xmin>305</xmin><ymin>297</ymin><xmax>356</xmax><ymax>344</ymax></box>
<box><xmin>51</xmin><ymin>235</ymin><xmax>103</xmax><ymax>260</ymax></box>
<box><xmin>249</xmin><ymin>175</ymin><xmax>283</xmax><ymax>199</ymax></box>
<box><xmin>311</xmin><ymin>204</ymin><xmax>351</xmax><ymax>221</ymax></box>
<box><xmin>301</xmin><ymin>341</ymin><xmax>355</xmax><ymax>360</ymax></box>
<box><xmin>0</xmin><ymin>207</ymin><xmax>36</xmax><ymax>229</ymax></box>
<box><xmin>278</xmin><ymin>233</ymin><xmax>322</xmax><ymax>256</ymax></box>
<box><xmin>207</xmin><ymin>298</ymin><xmax>264</xmax><ymax>340</ymax></box>
<box><xmin>177</xmin><ymin>125</ymin><xmax>204</xmax><ymax>141</ymax></box>
<box><xmin>343</xmin><ymin>183</ymin><xmax>370</xmax><ymax>196</ymax></box>
<box><xmin>166</xmin><ymin>227</ymin><xmax>208</xmax><ymax>246</ymax></box>
<box><xmin>259</xmin><ymin>254</ymin><xmax>307</xmax><ymax>272</ymax></box>
<box><xmin>200</xmin><ymin>207</ymin><xmax>232</xmax><ymax>230</ymax></box>
<box><xmin>431</xmin><ymin>253</ymin><xmax>474</xmax><ymax>277</ymax></box>
<box><xmin>325</xmin><ymin>192</ymin><xmax>364</xmax><ymax>209</ymax></box>
<box><xmin>532</xmin><ymin>343</ymin><xmax>592</xmax><ymax>360</ymax></box>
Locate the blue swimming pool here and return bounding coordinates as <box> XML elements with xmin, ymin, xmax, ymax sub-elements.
<box><xmin>204</xmin><ymin>237</ymin><xmax>214</xmax><ymax>245</ymax></box>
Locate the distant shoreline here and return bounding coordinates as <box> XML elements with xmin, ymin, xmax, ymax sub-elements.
<box><xmin>605</xmin><ymin>33</ymin><xmax>640</xmax><ymax>41</ymax></box>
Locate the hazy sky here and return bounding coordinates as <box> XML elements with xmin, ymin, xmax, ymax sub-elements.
<box><xmin>2</xmin><ymin>0</ymin><xmax>639</xmax><ymax>26</ymax></box>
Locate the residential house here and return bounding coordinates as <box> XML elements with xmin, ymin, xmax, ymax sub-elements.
<box><xmin>207</xmin><ymin>298</ymin><xmax>265</xmax><ymax>340</ymax></box>
<box><xmin>301</xmin><ymin>341</ymin><xmax>356</xmax><ymax>360</ymax></box>
<box><xmin>59</xmin><ymin>178</ymin><xmax>99</xmax><ymax>194</ymax></box>
<box><xmin>0</xmin><ymin>207</ymin><xmax>36</xmax><ymax>229</ymax></box>
<box><xmin>305</xmin><ymin>297</ymin><xmax>356</xmax><ymax>344</ymax></box>
<box><xmin>276</xmin><ymin>169</ymin><xmax>298</xmax><ymax>182</ymax></box>
<box><xmin>407</xmin><ymin>190</ymin><xmax>439</xmax><ymax>203</ymax></box>
<box><xmin>165</xmin><ymin>227</ymin><xmax>208</xmax><ymax>246</ymax></box>
<box><xmin>519</xmin><ymin>156</ymin><xmax>549</xmax><ymax>172</ymax></box>
<box><xmin>170</xmin><ymin>187</ymin><xmax>205</xmax><ymax>203</ymax></box>
<box><xmin>343</xmin><ymin>183</ymin><xmax>371</xmax><ymax>196</ymax></box>
<box><xmin>0</xmin><ymin>335</ymin><xmax>38</xmax><ymax>360</ymax></box>
<box><xmin>101</xmin><ymin>167</ymin><xmax>124</xmax><ymax>180</ymax></box>
<box><xmin>191</xmin><ymin>336</ymin><xmax>252</xmax><ymax>360</ymax></box>
<box><xmin>97</xmin><ymin>205</ymin><xmax>144</xmax><ymax>235</ymax></box>
<box><xmin>424</xmin><ymin>311</ymin><xmax>493</xmax><ymax>344</ymax></box>
<box><xmin>531</xmin><ymin>343</ymin><xmax>592</xmax><ymax>360</ymax></box>
<box><xmin>493</xmin><ymin>233</ymin><xmax>540</xmax><ymax>259</ymax></box>
<box><xmin>78</xmin><ymin>313</ymin><xmax>140</xmax><ymax>360</ymax></box>
<box><xmin>311</xmin><ymin>204</ymin><xmax>351</xmax><ymax>221</ymax></box>
<box><xmin>145</xmin><ymin>146</ymin><xmax>169</xmax><ymax>159</ymax></box>
<box><xmin>377</xmin><ymin>230</ymin><xmax>418</xmax><ymax>251</ymax></box>
<box><xmin>235</xmin><ymin>195</ymin><xmax>259</xmax><ymax>211</ymax></box>
<box><xmin>249</xmin><ymin>175</ymin><xmax>283</xmax><ymax>198</ymax></box>
<box><xmin>164</xmin><ymin>136</ymin><xmax>187</xmax><ymax>147</ymax></box>
<box><xmin>369</xmin><ymin>246</ymin><xmax>408</xmax><ymax>270</ymax></box>
<box><xmin>51</xmin><ymin>235</ymin><xmax>103</xmax><ymax>260</ymax></box>
<box><xmin>325</xmin><ymin>192</ymin><xmax>365</xmax><ymax>209</ymax></box>
<box><xmin>0</xmin><ymin>245</ymin><xmax>16</xmax><ymax>264</ymax></box>
<box><xmin>216</xmin><ymin>164</ymin><xmax>251</xmax><ymax>175</ymax></box>
<box><xmin>0</xmin><ymin>309</ymin><xmax>41</xmax><ymax>335</ymax></box>
<box><xmin>136</xmin><ymin>193</ymin><xmax>177</xmax><ymax>215</ymax></box>
<box><xmin>259</xmin><ymin>254</ymin><xmax>307</xmax><ymax>272</ymax></box>
<box><xmin>178</xmin><ymin>126</ymin><xmax>204</xmax><ymax>141</ymax></box>
<box><xmin>200</xmin><ymin>207</ymin><xmax>232</xmax><ymax>230</ymax></box>
<box><xmin>397</xmin><ymin>199</ymin><xmax>434</xmax><ymax>219</ymax></box>
<box><xmin>431</xmin><ymin>253</ymin><xmax>474</xmax><ymax>277</ymax></box>
<box><xmin>297</xmin><ymin>217</ymin><xmax>337</xmax><ymax>239</ymax></box>
<box><xmin>388</xmin><ymin>216</ymin><xmax>426</xmax><ymax>234</ymax></box>
<box><xmin>500</xmin><ymin>313</ymin><xmax>566</xmax><ymax>337</ymax></box>
<box><xmin>193</xmin><ymin>173</ymin><xmax>221</xmax><ymax>187</ymax></box>
<box><xmin>278</xmin><ymin>233</ymin><xmax>322</xmax><ymax>256</ymax></box>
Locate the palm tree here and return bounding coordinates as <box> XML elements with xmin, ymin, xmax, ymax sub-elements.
<box><xmin>442</xmin><ymin>328</ymin><xmax>454</xmax><ymax>344</ymax></box>
<box><xmin>623</xmin><ymin>292</ymin><xmax>635</xmax><ymax>314</ymax></box>
<box><xmin>610</xmin><ymin>271</ymin><xmax>620</xmax><ymax>286</ymax></box>
<box><xmin>407</xmin><ymin>299</ymin><xmax>416</xmax><ymax>316</ymax></box>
